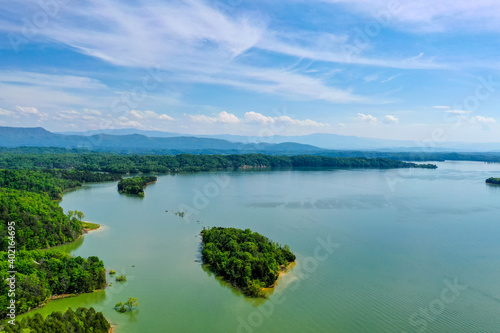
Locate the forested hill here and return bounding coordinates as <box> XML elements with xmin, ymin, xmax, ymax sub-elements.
<box><xmin>0</xmin><ymin>126</ymin><xmax>324</xmax><ymax>154</ymax></box>
<box><xmin>0</xmin><ymin>152</ymin><xmax>436</xmax><ymax>173</ymax></box>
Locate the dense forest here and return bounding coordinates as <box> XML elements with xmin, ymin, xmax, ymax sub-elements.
<box><xmin>118</xmin><ymin>176</ymin><xmax>158</xmax><ymax>196</ymax></box>
<box><xmin>0</xmin><ymin>150</ymin><xmax>437</xmax><ymax>173</ymax></box>
<box><xmin>0</xmin><ymin>164</ymin><xmax>110</xmax><ymax>329</ymax></box>
<box><xmin>1</xmin><ymin>307</ymin><xmax>110</xmax><ymax>333</ymax></box>
<box><xmin>0</xmin><ymin>250</ymin><xmax>106</xmax><ymax>316</ymax></box>
<box><xmin>201</xmin><ymin>227</ymin><xmax>296</xmax><ymax>297</ymax></box>
<box><xmin>0</xmin><ymin>169</ymin><xmax>122</xmax><ymax>200</ymax></box>
<box><xmin>0</xmin><ymin>189</ymin><xmax>81</xmax><ymax>250</ymax></box>
<box><xmin>486</xmin><ymin>177</ymin><xmax>500</xmax><ymax>185</ymax></box>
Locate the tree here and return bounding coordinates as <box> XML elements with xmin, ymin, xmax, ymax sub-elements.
<box><xmin>75</xmin><ymin>210</ymin><xmax>85</xmax><ymax>221</ymax></box>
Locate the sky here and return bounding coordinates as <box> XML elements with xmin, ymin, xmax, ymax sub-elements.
<box><xmin>0</xmin><ymin>0</ymin><xmax>500</xmax><ymax>143</ymax></box>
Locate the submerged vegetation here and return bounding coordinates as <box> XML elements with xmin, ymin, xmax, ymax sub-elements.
<box><xmin>1</xmin><ymin>307</ymin><xmax>110</xmax><ymax>333</ymax></box>
<box><xmin>201</xmin><ymin>227</ymin><xmax>296</xmax><ymax>297</ymax></box>
<box><xmin>117</xmin><ymin>176</ymin><xmax>157</xmax><ymax>196</ymax></box>
<box><xmin>486</xmin><ymin>177</ymin><xmax>500</xmax><ymax>185</ymax></box>
<box><xmin>115</xmin><ymin>297</ymin><xmax>139</xmax><ymax>313</ymax></box>
<box><xmin>115</xmin><ymin>274</ymin><xmax>127</xmax><ymax>282</ymax></box>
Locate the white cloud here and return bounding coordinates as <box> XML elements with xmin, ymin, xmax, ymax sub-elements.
<box><xmin>433</xmin><ymin>106</ymin><xmax>450</xmax><ymax>109</ymax></box>
<box><xmin>189</xmin><ymin>111</ymin><xmax>239</xmax><ymax>124</ymax></box>
<box><xmin>0</xmin><ymin>108</ymin><xmax>13</xmax><ymax>116</ymax></box>
<box><xmin>357</xmin><ymin>113</ymin><xmax>377</xmax><ymax>123</ymax></box>
<box><xmin>244</xmin><ymin>111</ymin><xmax>275</xmax><ymax>125</ymax></box>
<box><xmin>83</xmin><ymin>109</ymin><xmax>103</xmax><ymax>116</ymax></box>
<box><xmin>189</xmin><ymin>111</ymin><xmax>328</xmax><ymax>128</ymax></box>
<box><xmin>55</xmin><ymin>110</ymin><xmax>81</xmax><ymax>120</ymax></box>
<box><xmin>383</xmin><ymin>115</ymin><xmax>399</xmax><ymax>124</ymax></box>
<box><xmin>445</xmin><ymin>110</ymin><xmax>473</xmax><ymax>114</ymax></box>
<box><xmin>129</xmin><ymin>110</ymin><xmax>174</xmax><ymax>121</ymax></box>
<box><xmin>471</xmin><ymin>115</ymin><xmax>496</xmax><ymax>124</ymax></box>
<box><xmin>15</xmin><ymin>106</ymin><xmax>39</xmax><ymax>115</ymax></box>
<box><xmin>244</xmin><ymin>112</ymin><xmax>328</xmax><ymax>127</ymax></box>
<box><xmin>217</xmin><ymin>111</ymin><xmax>240</xmax><ymax>124</ymax></box>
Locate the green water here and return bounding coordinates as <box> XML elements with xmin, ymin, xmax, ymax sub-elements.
<box><xmin>23</xmin><ymin>161</ymin><xmax>500</xmax><ymax>332</ymax></box>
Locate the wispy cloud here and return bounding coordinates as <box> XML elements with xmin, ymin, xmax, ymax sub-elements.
<box><xmin>314</xmin><ymin>0</ymin><xmax>500</xmax><ymax>32</ymax></box>
<box><xmin>0</xmin><ymin>0</ymin><xmax>446</xmax><ymax>105</ymax></box>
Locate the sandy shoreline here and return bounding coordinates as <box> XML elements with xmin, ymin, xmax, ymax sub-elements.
<box><xmin>262</xmin><ymin>261</ymin><xmax>296</xmax><ymax>292</ymax></box>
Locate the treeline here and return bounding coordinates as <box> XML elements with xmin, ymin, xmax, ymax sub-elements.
<box><xmin>0</xmin><ymin>169</ymin><xmax>122</xmax><ymax>200</ymax></box>
<box><xmin>0</xmin><ymin>151</ymin><xmax>436</xmax><ymax>174</ymax></box>
<box><xmin>0</xmin><ymin>250</ymin><xmax>106</xmax><ymax>316</ymax></box>
<box><xmin>486</xmin><ymin>177</ymin><xmax>500</xmax><ymax>185</ymax></box>
<box><xmin>1</xmin><ymin>307</ymin><xmax>110</xmax><ymax>333</ymax></box>
<box><xmin>0</xmin><ymin>189</ymin><xmax>81</xmax><ymax>251</ymax></box>
<box><xmin>118</xmin><ymin>176</ymin><xmax>157</xmax><ymax>196</ymax></box>
<box><xmin>201</xmin><ymin>227</ymin><xmax>296</xmax><ymax>297</ymax></box>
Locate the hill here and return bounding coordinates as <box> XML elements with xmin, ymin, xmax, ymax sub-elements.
<box><xmin>0</xmin><ymin>126</ymin><xmax>324</xmax><ymax>154</ymax></box>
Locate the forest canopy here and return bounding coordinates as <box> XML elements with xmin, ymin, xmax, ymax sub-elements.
<box><xmin>0</xmin><ymin>250</ymin><xmax>106</xmax><ymax>316</ymax></box>
<box><xmin>201</xmin><ymin>227</ymin><xmax>296</xmax><ymax>297</ymax></box>
<box><xmin>0</xmin><ymin>169</ymin><xmax>122</xmax><ymax>200</ymax></box>
<box><xmin>0</xmin><ymin>151</ymin><xmax>437</xmax><ymax>174</ymax></box>
<box><xmin>1</xmin><ymin>307</ymin><xmax>110</xmax><ymax>333</ymax></box>
<box><xmin>0</xmin><ymin>189</ymin><xmax>82</xmax><ymax>251</ymax></box>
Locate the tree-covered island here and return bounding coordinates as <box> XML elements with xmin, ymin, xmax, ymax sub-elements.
<box><xmin>201</xmin><ymin>227</ymin><xmax>296</xmax><ymax>297</ymax></box>
<box><xmin>486</xmin><ymin>177</ymin><xmax>500</xmax><ymax>185</ymax></box>
<box><xmin>117</xmin><ymin>176</ymin><xmax>158</xmax><ymax>196</ymax></box>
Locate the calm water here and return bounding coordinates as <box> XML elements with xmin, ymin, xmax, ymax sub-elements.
<box><xmin>23</xmin><ymin>161</ymin><xmax>500</xmax><ymax>332</ymax></box>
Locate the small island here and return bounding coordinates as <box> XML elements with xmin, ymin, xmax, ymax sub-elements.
<box><xmin>486</xmin><ymin>177</ymin><xmax>500</xmax><ymax>185</ymax></box>
<box><xmin>117</xmin><ymin>176</ymin><xmax>157</xmax><ymax>196</ymax></box>
<box><xmin>200</xmin><ymin>227</ymin><xmax>296</xmax><ymax>297</ymax></box>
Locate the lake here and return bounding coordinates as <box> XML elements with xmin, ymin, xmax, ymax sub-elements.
<box><xmin>24</xmin><ymin>161</ymin><xmax>500</xmax><ymax>332</ymax></box>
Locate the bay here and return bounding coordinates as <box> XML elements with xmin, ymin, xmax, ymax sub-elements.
<box><xmin>23</xmin><ymin>161</ymin><xmax>500</xmax><ymax>332</ymax></box>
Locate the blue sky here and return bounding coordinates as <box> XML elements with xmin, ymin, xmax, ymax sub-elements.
<box><xmin>0</xmin><ymin>0</ymin><xmax>499</xmax><ymax>143</ymax></box>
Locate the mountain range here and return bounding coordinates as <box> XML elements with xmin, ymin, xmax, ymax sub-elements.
<box><xmin>57</xmin><ymin>128</ymin><xmax>500</xmax><ymax>152</ymax></box>
<box><xmin>0</xmin><ymin>126</ymin><xmax>323</xmax><ymax>154</ymax></box>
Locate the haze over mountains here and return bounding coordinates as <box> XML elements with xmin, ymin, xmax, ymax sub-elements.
<box><xmin>58</xmin><ymin>128</ymin><xmax>500</xmax><ymax>152</ymax></box>
<box><xmin>0</xmin><ymin>126</ymin><xmax>323</xmax><ymax>154</ymax></box>
<box><xmin>1</xmin><ymin>126</ymin><xmax>500</xmax><ymax>154</ymax></box>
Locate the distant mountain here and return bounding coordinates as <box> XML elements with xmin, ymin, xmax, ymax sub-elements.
<box><xmin>59</xmin><ymin>128</ymin><xmax>500</xmax><ymax>152</ymax></box>
<box><xmin>0</xmin><ymin>126</ymin><xmax>325</xmax><ymax>154</ymax></box>
<box><xmin>57</xmin><ymin>128</ymin><xmax>184</xmax><ymax>138</ymax></box>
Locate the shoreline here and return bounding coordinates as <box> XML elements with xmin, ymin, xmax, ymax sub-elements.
<box><xmin>263</xmin><ymin>261</ymin><xmax>296</xmax><ymax>292</ymax></box>
<box><xmin>82</xmin><ymin>220</ymin><xmax>103</xmax><ymax>233</ymax></box>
